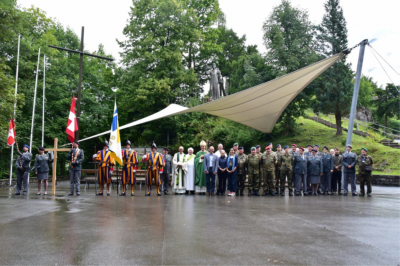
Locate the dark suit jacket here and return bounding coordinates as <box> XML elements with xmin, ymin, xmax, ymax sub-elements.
<box><xmin>293</xmin><ymin>154</ymin><xmax>307</xmax><ymax>175</ymax></box>
<box><xmin>67</xmin><ymin>148</ymin><xmax>84</xmax><ymax>171</ymax></box>
<box><xmin>307</xmin><ymin>156</ymin><xmax>323</xmax><ymax>176</ymax></box>
<box><xmin>204</xmin><ymin>153</ymin><xmax>219</xmax><ymax>173</ymax></box>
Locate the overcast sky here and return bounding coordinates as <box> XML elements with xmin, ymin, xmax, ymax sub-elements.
<box><xmin>18</xmin><ymin>0</ymin><xmax>400</xmax><ymax>88</ymax></box>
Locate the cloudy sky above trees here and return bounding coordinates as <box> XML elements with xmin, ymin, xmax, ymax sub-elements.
<box><xmin>18</xmin><ymin>0</ymin><xmax>399</xmax><ymax>87</ymax></box>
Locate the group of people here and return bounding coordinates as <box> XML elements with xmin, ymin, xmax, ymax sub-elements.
<box><xmin>13</xmin><ymin>139</ymin><xmax>374</xmax><ymax>198</ymax></box>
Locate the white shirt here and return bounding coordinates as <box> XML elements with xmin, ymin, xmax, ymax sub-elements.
<box><xmin>209</xmin><ymin>154</ymin><xmax>213</xmax><ymax>167</ymax></box>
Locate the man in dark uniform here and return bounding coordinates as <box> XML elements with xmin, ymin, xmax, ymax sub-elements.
<box><xmin>303</xmin><ymin>145</ymin><xmax>313</xmax><ymax>194</ymax></box>
<box><xmin>261</xmin><ymin>146</ymin><xmax>276</xmax><ymax>196</ymax></box>
<box><xmin>15</xmin><ymin>144</ymin><xmax>32</xmax><ymax>196</ymax></box>
<box><xmin>293</xmin><ymin>147</ymin><xmax>308</xmax><ymax>196</ymax></box>
<box><xmin>274</xmin><ymin>144</ymin><xmax>284</xmax><ymax>194</ymax></box>
<box><xmin>248</xmin><ymin>147</ymin><xmax>260</xmax><ymax>196</ymax></box>
<box><xmin>342</xmin><ymin>144</ymin><xmax>358</xmax><ymax>196</ymax></box>
<box><xmin>67</xmin><ymin>141</ymin><xmax>84</xmax><ymax>196</ymax></box>
<box><xmin>331</xmin><ymin>147</ymin><xmax>342</xmax><ymax>194</ymax></box>
<box><xmin>236</xmin><ymin>147</ymin><xmax>247</xmax><ymax>196</ymax></box>
<box><xmin>161</xmin><ymin>147</ymin><xmax>172</xmax><ymax>195</ymax></box>
<box><xmin>358</xmin><ymin>148</ymin><xmax>373</xmax><ymax>197</ymax></box>
<box><xmin>321</xmin><ymin>146</ymin><xmax>334</xmax><ymax>195</ymax></box>
<box><xmin>279</xmin><ymin>145</ymin><xmax>294</xmax><ymax>196</ymax></box>
<box><xmin>289</xmin><ymin>144</ymin><xmax>298</xmax><ymax>193</ymax></box>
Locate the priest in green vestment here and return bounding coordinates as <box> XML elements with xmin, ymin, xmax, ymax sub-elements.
<box><xmin>195</xmin><ymin>140</ymin><xmax>208</xmax><ymax>194</ymax></box>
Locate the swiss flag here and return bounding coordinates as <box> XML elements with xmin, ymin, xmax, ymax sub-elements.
<box><xmin>7</xmin><ymin>119</ymin><xmax>16</xmax><ymax>146</ymax></box>
<box><xmin>66</xmin><ymin>97</ymin><xmax>78</xmax><ymax>143</ymax></box>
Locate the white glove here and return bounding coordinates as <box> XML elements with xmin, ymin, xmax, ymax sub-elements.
<box><xmin>110</xmin><ymin>171</ymin><xmax>113</xmax><ymax>174</ymax></box>
<box><xmin>133</xmin><ymin>170</ymin><xmax>136</xmax><ymax>173</ymax></box>
<box><xmin>142</xmin><ymin>154</ymin><xmax>147</xmax><ymax>160</ymax></box>
<box><xmin>92</xmin><ymin>154</ymin><xmax>97</xmax><ymax>159</ymax></box>
<box><xmin>159</xmin><ymin>171</ymin><xmax>163</xmax><ymax>174</ymax></box>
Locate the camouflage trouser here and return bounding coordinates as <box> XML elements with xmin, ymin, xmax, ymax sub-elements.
<box><xmin>280</xmin><ymin>169</ymin><xmax>292</xmax><ymax>190</ymax></box>
<box><xmin>237</xmin><ymin>173</ymin><xmax>246</xmax><ymax>191</ymax></box>
<box><xmin>274</xmin><ymin>167</ymin><xmax>281</xmax><ymax>189</ymax></box>
<box><xmin>262</xmin><ymin>170</ymin><xmax>275</xmax><ymax>191</ymax></box>
<box><xmin>259</xmin><ymin>167</ymin><xmax>263</xmax><ymax>187</ymax></box>
<box><xmin>358</xmin><ymin>174</ymin><xmax>372</xmax><ymax>194</ymax></box>
<box><xmin>248</xmin><ymin>174</ymin><xmax>260</xmax><ymax>190</ymax></box>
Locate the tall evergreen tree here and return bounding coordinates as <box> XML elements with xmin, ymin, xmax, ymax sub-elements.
<box><xmin>262</xmin><ymin>0</ymin><xmax>318</xmax><ymax>135</ymax></box>
<box><xmin>313</xmin><ymin>0</ymin><xmax>354</xmax><ymax>135</ymax></box>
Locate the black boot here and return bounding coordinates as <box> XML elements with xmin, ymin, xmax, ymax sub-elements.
<box><xmin>254</xmin><ymin>190</ymin><xmax>260</xmax><ymax>196</ymax></box>
<box><xmin>240</xmin><ymin>190</ymin><xmax>244</xmax><ymax>196</ymax></box>
<box><xmin>281</xmin><ymin>189</ymin><xmax>285</xmax><ymax>196</ymax></box>
<box><xmin>275</xmin><ymin>188</ymin><xmax>279</xmax><ymax>194</ymax></box>
<box><xmin>289</xmin><ymin>189</ymin><xmax>293</xmax><ymax>196</ymax></box>
<box><xmin>235</xmin><ymin>190</ymin><xmax>239</xmax><ymax>196</ymax></box>
<box><xmin>269</xmin><ymin>189</ymin><xmax>276</xmax><ymax>196</ymax></box>
<box><xmin>248</xmin><ymin>189</ymin><xmax>252</xmax><ymax>196</ymax></box>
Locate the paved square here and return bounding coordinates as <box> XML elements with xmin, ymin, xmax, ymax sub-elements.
<box><xmin>0</xmin><ymin>182</ymin><xmax>399</xmax><ymax>265</ymax></box>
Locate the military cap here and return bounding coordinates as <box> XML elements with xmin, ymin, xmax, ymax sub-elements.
<box><xmin>323</xmin><ymin>146</ymin><xmax>329</xmax><ymax>150</ymax></box>
<box><xmin>284</xmin><ymin>145</ymin><xmax>289</xmax><ymax>149</ymax></box>
<box><xmin>311</xmin><ymin>148</ymin><xmax>318</xmax><ymax>152</ymax></box>
<box><xmin>299</xmin><ymin>147</ymin><xmax>304</xmax><ymax>151</ymax></box>
<box><xmin>23</xmin><ymin>144</ymin><xmax>30</xmax><ymax>150</ymax></box>
<box><xmin>233</xmin><ymin>142</ymin><xmax>238</xmax><ymax>146</ymax></box>
<box><xmin>266</xmin><ymin>143</ymin><xmax>272</xmax><ymax>146</ymax></box>
<box><xmin>39</xmin><ymin>147</ymin><xmax>45</xmax><ymax>151</ymax></box>
<box><xmin>238</xmin><ymin>146</ymin><xmax>243</xmax><ymax>150</ymax></box>
<box><xmin>276</xmin><ymin>144</ymin><xmax>281</xmax><ymax>148</ymax></box>
<box><xmin>74</xmin><ymin>140</ymin><xmax>80</xmax><ymax>145</ymax></box>
<box><xmin>255</xmin><ymin>145</ymin><xmax>260</xmax><ymax>148</ymax></box>
<box><xmin>292</xmin><ymin>144</ymin><xmax>297</xmax><ymax>147</ymax></box>
<box><xmin>361</xmin><ymin>147</ymin><xmax>368</xmax><ymax>152</ymax></box>
<box><xmin>265</xmin><ymin>147</ymin><xmax>271</xmax><ymax>151</ymax></box>
<box><xmin>314</xmin><ymin>144</ymin><xmax>319</xmax><ymax>147</ymax></box>
<box><xmin>346</xmin><ymin>144</ymin><xmax>352</xmax><ymax>148</ymax></box>
<box><xmin>307</xmin><ymin>144</ymin><xmax>313</xmax><ymax>148</ymax></box>
<box><xmin>251</xmin><ymin>147</ymin><xmax>256</xmax><ymax>150</ymax></box>
<box><xmin>163</xmin><ymin>147</ymin><xmax>169</xmax><ymax>151</ymax></box>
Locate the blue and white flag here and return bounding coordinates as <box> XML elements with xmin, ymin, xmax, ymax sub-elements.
<box><xmin>109</xmin><ymin>100</ymin><xmax>122</xmax><ymax>166</ymax></box>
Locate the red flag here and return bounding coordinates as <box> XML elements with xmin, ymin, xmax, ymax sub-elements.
<box><xmin>7</xmin><ymin>119</ymin><xmax>16</xmax><ymax>146</ymax></box>
<box><xmin>66</xmin><ymin>97</ymin><xmax>78</xmax><ymax>143</ymax></box>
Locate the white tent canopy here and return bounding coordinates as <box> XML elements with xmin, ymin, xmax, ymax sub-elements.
<box><xmin>79</xmin><ymin>52</ymin><xmax>344</xmax><ymax>143</ymax></box>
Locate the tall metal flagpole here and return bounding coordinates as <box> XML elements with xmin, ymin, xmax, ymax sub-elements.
<box><xmin>42</xmin><ymin>55</ymin><xmax>46</xmax><ymax>147</ymax></box>
<box><xmin>342</xmin><ymin>39</ymin><xmax>368</xmax><ymax>187</ymax></box>
<box><xmin>9</xmin><ymin>34</ymin><xmax>21</xmax><ymax>186</ymax></box>
<box><xmin>29</xmin><ymin>48</ymin><xmax>41</xmax><ymax>184</ymax></box>
<box><xmin>345</xmin><ymin>39</ymin><xmax>368</xmax><ymax>145</ymax></box>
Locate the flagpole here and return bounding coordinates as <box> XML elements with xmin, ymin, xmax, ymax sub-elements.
<box><xmin>9</xmin><ymin>34</ymin><xmax>21</xmax><ymax>186</ymax></box>
<box><xmin>29</xmin><ymin>48</ymin><xmax>41</xmax><ymax>184</ymax></box>
<box><xmin>42</xmin><ymin>54</ymin><xmax>46</xmax><ymax>147</ymax></box>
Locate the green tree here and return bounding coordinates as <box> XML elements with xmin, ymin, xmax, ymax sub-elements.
<box><xmin>357</xmin><ymin>75</ymin><xmax>377</xmax><ymax>108</ymax></box>
<box><xmin>312</xmin><ymin>0</ymin><xmax>353</xmax><ymax>135</ymax></box>
<box><xmin>262</xmin><ymin>0</ymin><xmax>318</xmax><ymax>135</ymax></box>
<box><xmin>374</xmin><ymin>84</ymin><xmax>400</xmax><ymax>129</ymax></box>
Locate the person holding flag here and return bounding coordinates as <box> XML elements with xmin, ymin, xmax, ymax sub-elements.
<box><xmin>120</xmin><ymin>140</ymin><xmax>138</xmax><ymax>196</ymax></box>
<box><xmin>15</xmin><ymin>144</ymin><xmax>32</xmax><ymax>196</ymax></box>
<box><xmin>93</xmin><ymin>141</ymin><xmax>115</xmax><ymax>196</ymax></box>
<box><xmin>142</xmin><ymin>142</ymin><xmax>165</xmax><ymax>196</ymax></box>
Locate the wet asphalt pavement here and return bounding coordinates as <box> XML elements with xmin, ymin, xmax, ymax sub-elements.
<box><xmin>0</xmin><ymin>182</ymin><xmax>399</xmax><ymax>265</ymax></box>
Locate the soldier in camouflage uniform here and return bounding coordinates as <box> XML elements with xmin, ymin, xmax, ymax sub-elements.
<box><xmin>261</xmin><ymin>146</ymin><xmax>277</xmax><ymax>196</ymax></box>
<box><xmin>247</xmin><ymin>147</ymin><xmax>260</xmax><ymax>196</ymax></box>
<box><xmin>236</xmin><ymin>147</ymin><xmax>247</xmax><ymax>196</ymax></box>
<box><xmin>279</xmin><ymin>145</ymin><xmax>294</xmax><ymax>196</ymax></box>
<box><xmin>274</xmin><ymin>144</ymin><xmax>284</xmax><ymax>194</ymax></box>
<box><xmin>255</xmin><ymin>145</ymin><xmax>263</xmax><ymax>194</ymax></box>
<box><xmin>357</xmin><ymin>147</ymin><xmax>373</xmax><ymax>197</ymax></box>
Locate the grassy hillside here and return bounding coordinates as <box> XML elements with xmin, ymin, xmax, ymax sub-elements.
<box><xmin>272</xmin><ymin>117</ymin><xmax>400</xmax><ymax>175</ymax></box>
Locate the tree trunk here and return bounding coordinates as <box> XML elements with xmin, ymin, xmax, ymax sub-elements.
<box><xmin>335</xmin><ymin>112</ymin><xmax>342</xmax><ymax>135</ymax></box>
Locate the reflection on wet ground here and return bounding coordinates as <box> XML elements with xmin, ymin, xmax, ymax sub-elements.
<box><xmin>0</xmin><ymin>181</ymin><xmax>399</xmax><ymax>265</ymax></box>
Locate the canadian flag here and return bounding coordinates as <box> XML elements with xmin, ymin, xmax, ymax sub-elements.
<box><xmin>66</xmin><ymin>97</ymin><xmax>78</xmax><ymax>143</ymax></box>
<box><xmin>7</xmin><ymin>119</ymin><xmax>16</xmax><ymax>146</ymax></box>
